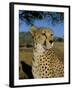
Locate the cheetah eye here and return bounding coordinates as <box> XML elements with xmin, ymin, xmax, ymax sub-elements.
<box><xmin>42</xmin><ymin>33</ymin><xmax>45</xmax><ymax>36</ymax></box>
<box><xmin>42</xmin><ymin>33</ymin><xmax>47</xmax><ymax>39</ymax></box>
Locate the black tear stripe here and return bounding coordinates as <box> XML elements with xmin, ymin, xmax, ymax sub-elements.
<box><xmin>43</xmin><ymin>40</ymin><xmax>46</xmax><ymax>46</ymax></box>
<box><xmin>32</xmin><ymin>57</ymin><xmax>35</xmax><ymax>61</ymax></box>
<box><xmin>42</xmin><ymin>33</ymin><xmax>47</xmax><ymax>46</ymax></box>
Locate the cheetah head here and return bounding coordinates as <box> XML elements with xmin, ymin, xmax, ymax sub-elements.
<box><xmin>30</xmin><ymin>26</ymin><xmax>54</xmax><ymax>50</ymax></box>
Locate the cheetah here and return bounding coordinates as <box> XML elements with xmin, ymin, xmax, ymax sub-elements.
<box><xmin>30</xmin><ymin>26</ymin><xmax>64</xmax><ymax>78</ymax></box>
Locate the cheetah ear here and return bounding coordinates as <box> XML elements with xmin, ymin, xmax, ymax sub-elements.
<box><xmin>30</xmin><ymin>26</ymin><xmax>38</xmax><ymax>36</ymax></box>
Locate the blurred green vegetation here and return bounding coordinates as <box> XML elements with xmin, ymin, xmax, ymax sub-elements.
<box><xmin>19</xmin><ymin>32</ymin><xmax>33</xmax><ymax>47</ymax></box>
<box><xmin>19</xmin><ymin>11</ymin><xmax>64</xmax><ymax>25</ymax></box>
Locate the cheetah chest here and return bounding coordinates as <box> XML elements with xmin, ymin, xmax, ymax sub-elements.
<box><xmin>32</xmin><ymin>48</ymin><xmax>64</xmax><ymax>78</ymax></box>
<box><xmin>32</xmin><ymin>49</ymin><xmax>54</xmax><ymax>78</ymax></box>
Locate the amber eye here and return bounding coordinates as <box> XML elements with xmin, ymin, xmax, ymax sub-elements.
<box><xmin>42</xmin><ymin>33</ymin><xmax>47</xmax><ymax>39</ymax></box>
<box><xmin>42</xmin><ymin>33</ymin><xmax>45</xmax><ymax>36</ymax></box>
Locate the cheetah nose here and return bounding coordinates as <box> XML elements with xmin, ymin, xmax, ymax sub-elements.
<box><xmin>49</xmin><ymin>40</ymin><xmax>53</xmax><ymax>44</ymax></box>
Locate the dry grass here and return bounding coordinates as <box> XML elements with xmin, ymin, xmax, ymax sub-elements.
<box><xmin>19</xmin><ymin>47</ymin><xmax>33</xmax><ymax>66</ymax></box>
<box><xmin>53</xmin><ymin>42</ymin><xmax>64</xmax><ymax>63</ymax></box>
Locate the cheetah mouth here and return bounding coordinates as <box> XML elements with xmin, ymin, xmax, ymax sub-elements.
<box><xmin>42</xmin><ymin>43</ymin><xmax>53</xmax><ymax>50</ymax></box>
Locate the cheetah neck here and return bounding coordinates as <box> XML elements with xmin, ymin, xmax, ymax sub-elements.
<box><xmin>33</xmin><ymin>43</ymin><xmax>45</xmax><ymax>55</ymax></box>
<box><xmin>33</xmin><ymin>43</ymin><xmax>53</xmax><ymax>60</ymax></box>
<box><xmin>33</xmin><ymin>44</ymin><xmax>45</xmax><ymax>62</ymax></box>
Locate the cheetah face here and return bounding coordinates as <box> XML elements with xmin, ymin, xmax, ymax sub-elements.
<box><xmin>30</xmin><ymin>26</ymin><xmax>54</xmax><ymax>50</ymax></box>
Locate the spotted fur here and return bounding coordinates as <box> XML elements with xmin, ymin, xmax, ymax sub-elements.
<box><xmin>30</xmin><ymin>26</ymin><xmax>64</xmax><ymax>78</ymax></box>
